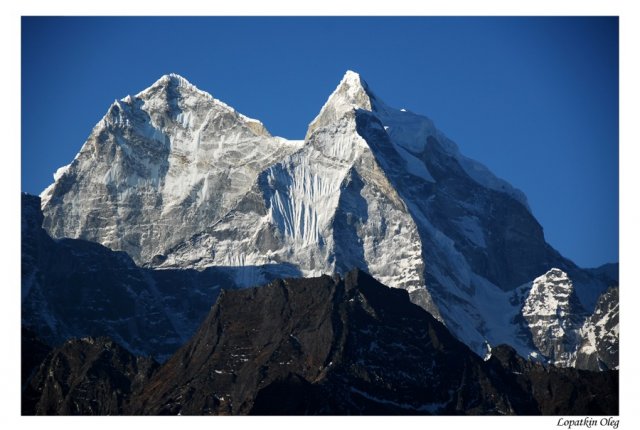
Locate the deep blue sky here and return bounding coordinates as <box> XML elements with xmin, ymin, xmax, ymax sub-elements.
<box><xmin>21</xmin><ymin>17</ymin><xmax>618</xmax><ymax>268</ymax></box>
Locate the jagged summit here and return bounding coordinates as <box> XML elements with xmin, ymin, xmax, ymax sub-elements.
<box><xmin>127</xmin><ymin>73</ymin><xmax>270</xmax><ymax>136</ymax></box>
<box><xmin>542</xmin><ymin>268</ymin><xmax>571</xmax><ymax>281</ymax></box>
<box><xmin>306</xmin><ymin>70</ymin><xmax>376</xmax><ymax>139</ymax></box>
<box><xmin>332</xmin><ymin>70</ymin><xmax>373</xmax><ymax>106</ymax></box>
<box><xmin>135</xmin><ymin>73</ymin><xmax>211</xmax><ymax>100</ymax></box>
<box><xmin>336</xmin><ymin>70</ymin><xmax>374</xmax><ymax>105</ymax></box>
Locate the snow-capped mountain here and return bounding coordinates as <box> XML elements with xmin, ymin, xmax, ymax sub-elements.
<box><xmin>41</xmin><ymin>74</ymin><xmax>303</xmax><ymax>266</ymax></box>
<box><xmin>36</xmin><ymin>71</ymin><xmax>618</xmax><ymax>369</ymax></box>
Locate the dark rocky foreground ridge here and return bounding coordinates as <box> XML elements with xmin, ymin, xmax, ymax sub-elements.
<box><xmin>23</xmin><ymin>270</ymin><xmax>618</xmax><ymax>415</ymax></box>
<box><xmin>22</xmin><ymin>335</ymin><xmax>158</xmax><ymax>415</ymax></box>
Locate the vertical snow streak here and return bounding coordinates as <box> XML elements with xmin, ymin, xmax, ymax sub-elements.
<box><xmin>265</xmin><ymin>153</ymin><xmax>349</xmax><ymax>249</ymax></box>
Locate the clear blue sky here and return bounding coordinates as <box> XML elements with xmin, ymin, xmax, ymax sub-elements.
<box><xmin>21</xmin><ymin>17</ymin><xmax>618</xmax><ymax>268</ymax></box>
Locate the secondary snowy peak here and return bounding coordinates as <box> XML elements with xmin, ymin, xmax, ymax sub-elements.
<box><xmin>514</xmin><ymin>268</ymin><xmax>619</xmax><ymax>370</ymax></box>
<box><xmin>519</xmin><ymin>268</ymin><xmax>585</xmax><ymax>367</ymax></box>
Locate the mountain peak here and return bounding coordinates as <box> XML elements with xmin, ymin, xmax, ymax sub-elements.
<box><xmin>154</xmin><ymin>72</ymin><xmax>195</xmax><ymax>89</ymax></box>
<box><xmin>135</xmin><ymin>73</ymin><xmax>213</xmax><ymax>102</ymax></box>
<box><xmin>329</xmin><ymin>70</ymin><xmax>374</xmax><ymax>111</ymax></box>
<box><xmin>340</xmin><ymin>69</ymin><xmax>368</xmax><ymax>90</ymax></box>
<box><xmin>538</xmin><ymin>268</ymin><xmax>570</xmax><ymax>282</ymax></box>
<box><xmin>305</xmin><ymin>70</ymin><xmax>375</xmax><ymax>139</ymax></box>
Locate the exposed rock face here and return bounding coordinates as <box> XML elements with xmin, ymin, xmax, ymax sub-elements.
<box><xmin>576</xmin><ymin>286</ymin><xmax>619</xmax><ymax>370</ymax></box>
<box><xmin>35</xmin><ymin>71</ymin><xmax>617</xmax><ymax>367</ymax></box>
<box><xmin>22</xmin><ymin>337</ymin><xmax>158</xmax><ymax>415</ymax></box>
<box><xmin>520</xmin><ymin>268</ymin><xmax>586</xmax><ymax>366</ymax></box>
<box><xmin>126</xmin><ymin>270</ymin><xmax>617</xmax><ymax>415</ymax></box>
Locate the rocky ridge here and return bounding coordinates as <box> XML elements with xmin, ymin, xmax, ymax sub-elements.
<box><xmin>23</xmin><ymin>270</ymin><xmax>618</xmax><ymax>415</ymax></box>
